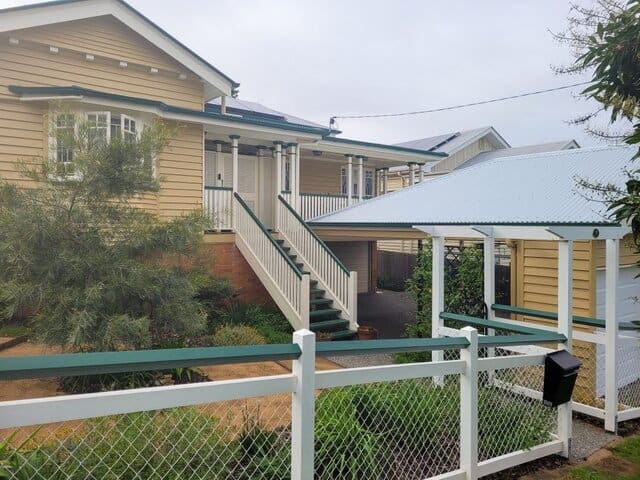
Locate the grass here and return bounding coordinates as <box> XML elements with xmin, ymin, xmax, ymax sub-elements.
<box><xmin>566</xmin><ymin>435</ymin><xmax>640</xmax><ymax>480</ymax></box>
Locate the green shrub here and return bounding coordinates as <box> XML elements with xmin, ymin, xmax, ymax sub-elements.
<box><xmin>315</xmin><ymin>388</ymin><xmax>386</xmax><ymax>480</ymax></box>
<box><xmin>217</xmin><ymin>302</ymin><xmax>292</xmax><ymax>344</ymax></box>
<box><xmin>0</xmin><ymin>325</ymin><xmax>32</xmax><ymax>338</ymax></box>
<box><xmin>211</xmin><ymin>324</ymin><xmax>266</xmax><ymax>347</ymax></box>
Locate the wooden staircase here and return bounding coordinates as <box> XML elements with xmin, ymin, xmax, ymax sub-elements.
<box><xmin>276</xmin><ymin>239</ymin><xmax>356</xmax><ymax>340</ymax></box>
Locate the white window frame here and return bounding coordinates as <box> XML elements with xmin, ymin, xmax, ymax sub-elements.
<box><xmin>340</xmin><ymin>167</ymin><xmax>347</xmax><ymax>196</ymax></box>
<box><xmin>85</xmin><ymin>111</ymin><xmax>111</xmax><ymax>147</ymax></box>
<box><xmin>49</xmin><ymin>107</ymin><xmax>148</xmax><ymax>179</ymax></box>
<box><xmin>364</xmin><ymin>168</ymin><xmax>374</xmax><ymax>197</ymax></box>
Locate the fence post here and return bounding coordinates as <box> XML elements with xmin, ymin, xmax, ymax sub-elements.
<box><xmin>291</xmin><ymin>329</ymin><xmax>316</xmax><ymax>480</ymax></box>
<box><xmin>432</xmin><ymin>236</ymin><xmax>445</xmax><ymax>385</ymax></box>
<box><xmin>460</xmin><ymin>326</ymin><xmax>479</xmax><ymax>480</ymax></box>
<box><xmin>348</xmin><ymin>271</ymin><xmax>358</xmax><ymax>331</ymax></box>
<box><xmin>604</xmin><ymin>238</ymin><xmax>619</xmax><ymax>433</ymax></box>
<box><xmin>300</xmin><ymin>274</ymin><xmax>310</xmax><ymax>330</ymax></box>
<box><xmin>557</xmin><ymin>240</ymin><xmax>573</xmax><ymax>458</ymax></box>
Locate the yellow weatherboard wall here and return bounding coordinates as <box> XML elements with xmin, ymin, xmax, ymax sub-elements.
<box><xmin>0</xmin><ymin>16</ymin><xmax>205</xmax><ymax>218</ymax></box>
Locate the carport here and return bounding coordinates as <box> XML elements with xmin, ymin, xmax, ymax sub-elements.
<box><xmin>310</xmin><ymin>145</ymin><xmax>639</xmax><ymax>432</ymax></box>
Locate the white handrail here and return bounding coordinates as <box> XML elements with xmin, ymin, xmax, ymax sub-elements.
<box><xmin>234</xmin><ymin>193</ymin><xmax>309</xmax><ymax>329</ymax></box>
<box><xmin>277</xmin><ymin>195</ymin><xmax>358</xmax><ymax>330</ymax></box>
<box><xmin>299</xmin><ymin>193</ymin><xmax>372</xmax><ymax>220</ymax></box>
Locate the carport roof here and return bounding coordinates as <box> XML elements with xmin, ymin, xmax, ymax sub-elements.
<box><xmin>310</xmin><ymin>145</ymin><xmax>636</xmax><ymax>228</ymax></box>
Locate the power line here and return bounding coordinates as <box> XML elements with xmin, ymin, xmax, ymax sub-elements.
<box><xmin>329</xmin><ymin>81</ymin><xmax>591</xmax><ymax>126</ymax></box>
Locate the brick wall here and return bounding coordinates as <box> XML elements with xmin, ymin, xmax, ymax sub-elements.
<box><xmin>201</xmin><ymin>243</ymin><xmax>273</xmax><ymax>305</ymax></box>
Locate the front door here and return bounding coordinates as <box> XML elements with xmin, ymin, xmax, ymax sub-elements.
<box><xmin>238</xmin><ymin>154</ymin><xmax>259</xmax><ymax>213</ymax></box>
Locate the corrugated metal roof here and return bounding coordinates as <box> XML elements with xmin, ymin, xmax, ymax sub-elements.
<box><xmin>455</xmin><ymin>140</ymin><xmax>579</xmax><ymax>170</ymax></box>
<box><xmin>310</xmin><ymin>145</ymin><xmax>635</xmax><ymax>226</ymax></box>
<box><xmin>395</xmin><ymin>126</ymin><xmax>509</xmax><ymax>154</ymax></box>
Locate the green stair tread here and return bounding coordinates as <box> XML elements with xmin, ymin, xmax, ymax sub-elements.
<box><xmin>310</xmin><ymin>298</ymin><xmax>333</xmax><ymax>306</ymax></box>
<box><xmin>310</xmin><ymin>308</ymin><xmax>341</xmax><ymax>318</ymax></box>
<box><xmin>329</xmin><ymin>330</ymin><xmax>357</xmax><ymax>340</ymax></box>
<box><xmin>309</xmin><ymin>319</ymin><xmax>349</xmax><ymax>331</ymax></box>
<box><xmin>310</xmin><ymin>288</ymin><xmax>325</xmax><ymax>295</ymax></box>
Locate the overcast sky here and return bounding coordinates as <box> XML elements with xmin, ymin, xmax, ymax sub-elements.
<box><xmin>5</xmin><ymin>0</ymin><xmax>608</xmax><ymax>148</ymax></box>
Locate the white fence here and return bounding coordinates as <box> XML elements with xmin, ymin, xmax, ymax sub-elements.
<box><xmin>277</xmin><ymin>195</ymin><xmax>358</xmax><ymax>330</ymax></box>
<box><xmin>233</xmin><ymin>193</ymin><xmax>310</xmax><ymax>329</ymax></box>
<box><xmin>203</xmin><ymin>186</ymin><xmax>233</xmax><ymax>230</ymax></box>
<box><xmin>0</xmin><ymin>328</ymin><xmax>566</xmax><ymax>480</ymax></box>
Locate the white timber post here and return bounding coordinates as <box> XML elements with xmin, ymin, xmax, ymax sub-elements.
<box><xmin>484</xmin><ymin>236</ymin><xmax>496</xmax><ymax>381</ymax></box>
<box><xmin>604</xmin><ymin>238</ymin><xmax>619</xmax><ymax>433</ymax></box>
<box><xmin>460</xmin><ymin>326</ymin><xmax>479</xmax><ymax>480</ymax></box>
<box><xmin>288</xmin><ymin>143</ymin><xmax>298</xmax><ymax>211</ymax></box>
<box><xmin>346</xmin><ymin>155</ymin><xmax>354</xmax><ymax>205</ymax></box>
<box><xmin>348</xmin><ymin>270</ymin><xmax>358</xmax><ymax>330</ymax></box>
<box><xmin>432</xmin><ymin>236</ymin><xmax>445</xmax><ymax>385</ymax></box>
<box><xmin>214</xmin><ymin>140</ymin><xmax>224</xmax><ymax>232</ymax></box>
<box><xmin>300</xmin><ymin>273</ymin><xmax>310</xmax><ymax>329</ymax></box>
<box><xmin>557</xmin><ymin>240</ymin><xmax>573</xmax><ymax>458</ymax></box>
<box><xmin>419</xmin><ymin>163</ymin><xmax>425</xmax><ymax>183</ymax></box>
<box><xmin>296</xmin><ymin>144</ymin><xmax>302</xmax><ymax>210</ymax></box>
<box><xmin>291</xmin><ymin>329</ymin><xmax>316</xmax><ymax>480</ymax></box>
<box><xmin>408</xmin><ymin>162</ymin><xmax>416</xmax><ymax>185</ymax></box>
<box><xmin>357</xmin><ymin>156</ymin><xmax>364</xmax><ymax>201</ymax></box>
<box><xmin>230</xmin><ymin>135</ymin><xmax>240</xmax><ymax>230</ymax></box>
<box><xmin>274</xmin><ymin>141</ymin><xmax>283</xmax><ymax>230</ymax></box>
<box><xmin>382</xmin><ymin>167</ymin><xmax>388</xmax><ymax>194</ymax></box>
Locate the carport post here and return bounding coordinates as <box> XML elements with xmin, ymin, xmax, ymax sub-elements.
<box><xmin>432</xmin><ymin>236</ymin><xmax>445</xmax><ymax>385</ymax></box>
<box><xmin>557</xmin><ymin>240</ymin><xmax>573</xmax><ymax>458</ymax></box>
<box><xmin>604</xmin><ymin>238</ymin><xmax>619</xmax><ymax>433</ymax></box>
<box><xmin>483</xmin><ymin>237</ymin><xmax>496</xmax><ymax>383</ymax></box>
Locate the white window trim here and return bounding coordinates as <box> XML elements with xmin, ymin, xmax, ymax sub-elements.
<box><xmin>48</xmin><ymin>107</ymin><xmax>149</xmax><ymax>180</ymax></box>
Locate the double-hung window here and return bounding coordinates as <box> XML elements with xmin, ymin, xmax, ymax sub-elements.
<box><xmin>364</xmin><ymin>169</ymin><xmax>374</xmax><ymax>197</ymax></box>
<box><xmin>86</xmin><ymin>111</ymin><xmax>110</xmax><ymax>147</ymax></box>
<box><xmin>53</xmin><ymin>113</ymin><xmax>75</xmax><ymax>176</ymax></box>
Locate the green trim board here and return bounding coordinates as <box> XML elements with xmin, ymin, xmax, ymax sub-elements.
<box><xmin>479</xmin><ymin>334</ymin><xmax>566</xmax><ymax>347</ymax></box>
<box><xmin>204</xmin><ymin>186</ymin><xmax>232</xmax><ymax>191</ymax></box>
<box><xmin>235</xmin><ymin>193</ymin><xmax>302</xmax><ymax>278</ymax></box>
<box><xmin>321</xmin><ymin>136</ymin><xmax>449</xmax><ymax>158</ymax></box>
<box><xmin>439</xmin><ymin>311</ymin><xmax>566</xmax><ymax>338</ymax></box>
<box><xmin>492</xmin><ymin>304</ymin><xmax>639</xmax><ymax>331</ymax></box>
<box><xmin>0</xmin><ymin>344</ymin><xmax>301</xmax><ymax>380</ymax></box>
<box><xmin>309</xmin><ymin>221</ymin><xmax>622</xmax><ymax>228</ymax></box>
<box><xmin>315</xmin><ymin>337</ymin><xmax>470</xmax><ymax>356</ymax></box>
<box><xmin>8</xmin><ymin>86</ymin><xmax>332</xmax><ymax>136</ymax></box>
<box><xmin>278</xmin><ymin>195</ymin><xmax>350</xmax><ymax>274</ymax></box>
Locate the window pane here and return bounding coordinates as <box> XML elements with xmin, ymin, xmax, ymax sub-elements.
<box><xmin>340</xmin><ymin>167</ymin><xmax>347</xmax><ymax>195</ymax></box>
<box><xmin>110</xmin><ymin>114</ymin><xmax>121</xmax><ymax>139</ymax></box>
<box><xmin>87</xmin><ymin>113</ymin><xmax>108</xmax><ymax>146</ymax></box>
<box><xmin>55</xmin><ymin>113</ymin><xmax>75</xmax><ymax>174</ymax></box>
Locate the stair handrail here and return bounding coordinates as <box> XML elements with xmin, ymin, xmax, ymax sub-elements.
<box><xmin>234</xmin><ymin>193</ymin><xmax>309</xmax><ymax>329</ymax></box>
<box><xmin>278</xmin><ymin>195</ymin><xmax>349</xmax><ymax>274</ymax></box>
<box><xmin>235</xmin><ymin>193</ymin><xmax>302</xmax><ymax>278</ymax></box>
<box><xmin>277</xmin><ymin>195</ymin><xmax>357</xmax><ymax>329</ymax></box>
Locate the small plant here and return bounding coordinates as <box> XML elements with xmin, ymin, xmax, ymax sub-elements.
<box><xmin>211</xmin><ymin>324</ymin><xmax>266</xmax><ymax>347</ymax></box>
<box><xmin>217</xmin><ymin>302</ymin><xmax>292</xmax><ymax>344</ymax></box>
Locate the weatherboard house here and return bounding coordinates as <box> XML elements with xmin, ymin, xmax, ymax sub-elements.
<box><xmin>0</xmin><ymin>0</ymin><xmax>638</xmax><ymax>386</ymax></box>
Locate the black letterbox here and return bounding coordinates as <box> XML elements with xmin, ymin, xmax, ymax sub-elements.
<box><xmin>542</xmin><ymin>350</ymin><xmax>581</xmax><ymax>407</ymax></box>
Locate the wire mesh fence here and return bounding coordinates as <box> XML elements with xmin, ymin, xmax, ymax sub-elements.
<box><xmin>2</xmin><ymin>395</ymin><xmax>292</xmax><ymax>480</ymax></box>
<box><xmin>479</xmin><ymin>349</ymin><xmax>557</xmax><ymax>462</ymax></box>
<box><xmin>313</xmin><ymin>376</ymin><xmax>461</xmax><ymax>480</ymax></box>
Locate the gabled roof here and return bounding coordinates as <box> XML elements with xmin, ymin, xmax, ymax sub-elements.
<box><xmin>310</xmin><ymin>145</ymin><xmax>634</xmax><ymax>227</ymax></box>
<box><xmin>0</xmin><ymin>0</ymin><xmax>238</xmax><ymax>100</ymax></box>
<box><xmin>395</xmin><ymin>126</ymin><xmax>510</xmax><ymax>155</ymax></box>
<box><xmin>455</xmin><ymin>139</ymin><xmax>580</xmax><ymax>170</ymax></box>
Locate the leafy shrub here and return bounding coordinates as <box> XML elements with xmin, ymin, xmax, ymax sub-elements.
<box><xmin>57</xmin><ymin>409</ymin><xmax>231</xmax><ymax>479</ymax></box>
<box><xmin>0</xmin><ymin>325</ymin><xmax>32</xmax><ymax>338</ymax></box>
<box><xmin>217</xmin><ymin>302</ymin><xmax>292</xmax><ymax>344</ymax></box>
<box><xmin>211</xmin><ymin>324</ymin><xmax>266</xmax><ymax>347</ymax></box>
<box><xmin>59</xmin><ymin>367</ymin><xmax>208</xmax><ymax>394</ymax></box>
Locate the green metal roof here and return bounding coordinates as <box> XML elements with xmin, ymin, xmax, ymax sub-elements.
<box><xmin>0</xmin><ymin>0</ymin><xmax>240</xmax><ymax>89</ymax></box>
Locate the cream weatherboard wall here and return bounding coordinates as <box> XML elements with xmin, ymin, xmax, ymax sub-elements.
<box><xmin>430</xmin><ymin>136</ymin><xmax>496</xmax><ymax>173</ymax></box>
<box><xmin>299</xmin><ymin>155</ymin><xmax>342</xmax><ymax>195</ymax></box>
<box><xmin>0</xmin><ymin>16</ymin><xmax>205</xmax><ymax>218</ymax></box>
<box><xmin>326</xmin><ymin>241</ymin><xmax>371</xmax><ymax>293</ymax></box>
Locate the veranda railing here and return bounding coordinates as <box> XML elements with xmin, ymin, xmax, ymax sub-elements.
<box><xmin>0</xmin><ymin>321</ymin><xmax>569</xmax><ymax>480</ymax></box>
<box><xmin>203</xmin><ymin>186</ymin><xmax>233</xmax><ymax>231</ymax></box>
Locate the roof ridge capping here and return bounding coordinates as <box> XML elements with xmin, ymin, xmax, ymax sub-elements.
<box><xmin>0</xmin><ymin>0</ymin><xmax>239</xmax><ymax>100</ymax></box>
